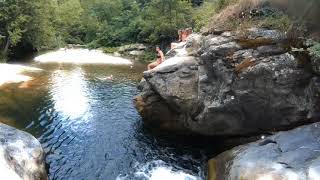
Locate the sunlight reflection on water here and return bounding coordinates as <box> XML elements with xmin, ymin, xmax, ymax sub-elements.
<box><xmin>0</xmin><ymin>64</ymin><xmax>42</xmax><ymax>86</ymax></box>
<box><xmin>50</xmin><ymin>68</ymin><xmax>90</xmax><ymax>120</ymax></box>
<box><xmin>0</xmin><ymin>62</ymin><xmax>205</xmax><ymax>180</ymax></box>
<box><xmin>35</xmin><ymin>49</ymin><xmax>133</xmax><ymax>65</ymax></box>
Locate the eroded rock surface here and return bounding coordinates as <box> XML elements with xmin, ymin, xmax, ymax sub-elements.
<box><xmin>208</xmin><ymin>122</ymin><xmax>320</xmax><ymax>180</ymax></box>
<box><xmin>0</xmin><ymin>123</ymin><xmax>47</xmax><ymax>180</ymax></box>
<box><xmin>134</xmin><ymin>28</ymin><xmax>319</xmax><ymax>136</ymax></box>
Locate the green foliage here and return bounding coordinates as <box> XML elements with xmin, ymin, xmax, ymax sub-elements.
<box><xmin>192</xmin><ymin>0</ymin><xmax>238</xmax><ymax>32</ymax></box>
<box><xmin>192</xmin><ymin>0</ymin><xmax>218</xmax><ymax>32</ymax></box>
<box><xmin>0</xmin><ymin>0</ymin><xmax>59</xmax><ymax>58</ymax></box>
<box><xmin>307</xmin><ymin>39</ymin><xmax>320</xmax><ymax>58</ymax></box>
<box><xmin>103</xmin><ymin>47</ymin><xmax>119</xmax><ymax>54</ymax></box>
<box><xmin>0</xmin><ymin>0</ymin><xmax>202</xmax><ymax>62</ymax></box>
<box><xmin>138</xmin><ymin>49</ymin><xmax>157</xmax><ymax>63</ymax></box>
<box><xmin>55</xmin><ymin>0</ymin><xmax>84</xmax><ymax>44</ymax></box>
<box><xmin>214</xmin><ymin>0</ymin><xmax>237</xmax><ymax>11</ymax></box>
<box><xmin>232</xmin><ymin>9</ymin><xmax>292</xmax><ymax>32</ymax></box>
<box><xmin>90</xmin><ymin>0</ymin><xmax>193</xmax><ymax>47</ymax></box>
<box><xmin>255</xmin><ymin>10</ymin><xmax>291</xmax><ymax>31</ymax></box>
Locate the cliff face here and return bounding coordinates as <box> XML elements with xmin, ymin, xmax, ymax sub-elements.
<box><xmin>134</xmin><ymin>28</ymin><xmax>320</xmax><ymax>136</ymax></box>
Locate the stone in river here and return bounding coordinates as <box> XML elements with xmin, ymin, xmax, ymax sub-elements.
<box><xmin>208</xmin><ymin>122</ymin><xmax>320</xmax><ymax>180</ymax></box>
<box><xmin>0</xmin><ymin>123</ymin><xmax>47</xmax><ymax>180</ymax></box>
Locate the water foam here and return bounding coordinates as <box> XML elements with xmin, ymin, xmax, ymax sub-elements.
<box><xmin>117</xmin><ymin>160</ymin><xmax>201</xmax><ymax>180</ymax></box>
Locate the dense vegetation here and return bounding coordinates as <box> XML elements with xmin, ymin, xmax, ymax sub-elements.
<box><xmin>0</xmin><ymin>0</ymin><xmax>202</xmax><ymax>61</ymax></box>
<box><xmin>0</xmin><ymin>0</ymin><xmax>319</xmax><ymax>62</ymax></box>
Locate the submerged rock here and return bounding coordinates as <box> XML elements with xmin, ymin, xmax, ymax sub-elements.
<box><xmin>208</xmin><ymin>122</ymin><xmax>320</xmax><ymax>180</ymax></box>
<box><xmin>134</xmin><ymin>28</ymin><xmax>319</xmax><ymax>136</ymax></box>
<box><xmin>0</xmin><ymin>123</ymin><xmax>47</xmax><ymax>180</ymax></box>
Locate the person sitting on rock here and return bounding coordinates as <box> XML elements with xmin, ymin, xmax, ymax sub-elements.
<box><xmin>148</xmin><ymin>46</ymin><xmax>164</xmax><ymax>70</ymax></box>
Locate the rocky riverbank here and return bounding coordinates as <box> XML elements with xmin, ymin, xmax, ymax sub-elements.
<box><xmin>134</xmin><ymin>28</ymin><xmax>320</xmax><ymax>136</ymax></box>
<box><xmin>0</xmin><ymin>123</ymin><xmax>47</xmax><ymax>180</ymax></box>
<box><xmin>134</xmin><ymin>28</ymin><xmax>320</xmax><ymax>179</ymax></box>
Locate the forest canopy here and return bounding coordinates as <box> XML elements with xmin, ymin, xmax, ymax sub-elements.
<box><xmin>0</xmin><ymin>0</ymin><xmax>203</xmax><ymax>61</ymax></box>
<box><xmin>1</xmin><ymin>0</ymin><xmax>319</xmax><ymax>61</ymax></box>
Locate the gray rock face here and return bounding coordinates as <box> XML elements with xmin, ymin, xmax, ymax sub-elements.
<box><xmin>118</xmin><ymin>43</ymin><xmax>147</xmax><ymax>52</ymax></box>
<box><xmin>134</xmin><ymin>28</ymin><xmax>319</xmax><ymax>136</ymax></box>
<box><xmin>134</xmin><ymin>56</ymin><xmax>199</xmax><ymax>133</ymax></box>
<box><xmin>208</xmin><ymin>122</ymin><xmax>320</xmax><ymax>180</ymax></box>
<box><xmin>117</xmin><ymin>43</ymin><xmax>147</xmax><ymax>58</ymax></box>
<box><xmin>311</xmin><ymin>55</ymin><xmax>320</xmax><ymax>75</ymax></box>
<box><xmin>166</xmin><ymin>34</ymin><xmax>204</xmax><ymax>58</ymax></box>
<box><xmin>0</xmin><ymin>123</ymin><xmax>47</xmax><ymax>180</ymax></box>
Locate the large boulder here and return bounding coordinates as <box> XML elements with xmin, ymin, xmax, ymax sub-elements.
<box><xmin>0</xmin><ymin>123</ymin><xmax>47</xmax><ymax>180</ymax></box>
<box><xmin>208</xmin><ymin>122</ymin><xmax>320</xmax><ymax>180</ymax></box>
<box><xmin>134</xmin><ymin>28</ymin><xmax>319</xmax><ymax>136</ymax></box>
<box><xmin>134</xmin><ymin>56</ymin><xmax>199</xmax><ymax>133</ymax></box>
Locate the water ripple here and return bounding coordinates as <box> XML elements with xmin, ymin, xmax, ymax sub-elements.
<box><xmin>1</xmin><ymin>63</ymin><xmax>206</xmax><ymax>180</ymax></box>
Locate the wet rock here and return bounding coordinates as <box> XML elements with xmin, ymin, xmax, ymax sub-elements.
<box><xmin>134</xmin><ymin>28</ymin><xmax>318</xmax><ymax>136</ymax></box>
<box><xmin>208</xmin><ymin>122</ymin><xmax>320</xmax><ymax>180</ymax></box>
<box><xmin>0</xmin><ymin>123</ymin><xmax>47</xmax><ymax>180</ymax></box>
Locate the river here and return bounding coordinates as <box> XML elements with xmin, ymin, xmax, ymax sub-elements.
<box><xmin>0</xmin><ymin>50</ymin><xmax>207</xmax><ymax>180</ymax></box>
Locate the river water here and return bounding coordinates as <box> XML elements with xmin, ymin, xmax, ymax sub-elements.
<box><xmin>0</xmin><ymin>56</ymin><xmax>207</xmax><ymax>179</ymax></box>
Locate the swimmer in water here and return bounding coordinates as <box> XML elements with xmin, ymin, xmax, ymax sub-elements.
<box><xmin>106</xmin><ymin>75</ymin><xmax>113</xmax><ymax>80</ymax></box>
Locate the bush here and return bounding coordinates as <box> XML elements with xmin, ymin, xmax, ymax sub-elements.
<box><xmin>234</xmin><ymin>8</ymin><xmax>292</xmax><ymax>31</ymax></box>
<box><xmin>192</xmin><ymin>1</ymin><xmax>218</xmax><ymax>32</ymax></box>
<box><xmin>257</xmin><ymin>10</ymin><xmax>291</xmax><ymax>31</ymax></box>
<box><xmin>307</xmin><ymin>39</ymin><xmax>320</xmax><ymax>58</ymax></box>
<box><xmin>201</xmin><ymin>0</ymin><xmax>293</xmax><ymax>32</ymax></box>
<box><xmin>193</xmin><ymin>0</ymin><xmax>237</xmax><ymax>32</ymax></box>
<box><xmin>138</xmin><ymin>49</ymin><xmax>156</xmax><ymax>63</ymax></box>
<box><xmin>103</xmin><ymin>47</ymin><xmax>119</xmax><ymax>54</ymax></box>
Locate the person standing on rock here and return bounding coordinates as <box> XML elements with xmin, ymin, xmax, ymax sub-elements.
<box><xmin>147</xmin><ymin>46</ymin><xmax>164</xmax><ymax>70</ymax></box>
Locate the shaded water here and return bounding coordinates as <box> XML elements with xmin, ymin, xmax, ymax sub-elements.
<box><xmin>0</xmin><ymin>62</ymin><xmax>206</xmax><ymax>179</ymax></box>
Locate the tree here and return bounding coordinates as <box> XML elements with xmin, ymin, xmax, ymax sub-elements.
<box><xmin>0</xmin><ymin>0</ymin><xmax>58</xmax><ymax>56</ymax></box>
